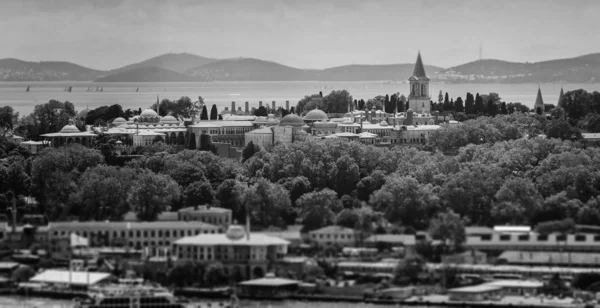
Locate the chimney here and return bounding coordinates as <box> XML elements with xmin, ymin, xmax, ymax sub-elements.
<box><xmin>272</xmin><ymin>101</ymin><xmax>276</xmax><ymax>111</ymax></box>
<box><xmin>406</xmin><ymin>109</ymin><xmax>414</xmax><ymax>126</ymax></box>
<box><xmin>286</xmin><ymin>101</ymin><xmax>289</xmax><ymax>111</ymax></box>
<box><xmin>259</xmin><ymin>101</ymin><xmax>263</xmax><ymax>108</ymax></box>
<box><xmin>371</xmin><ymin>109</ymin><xmax>376</xmax><ymax>124</ymax></box>
<box><xmin>366</xmin><ymin>111</ymin><xmax>371</xmax><ymax>123</ymax></box>
<box><xmin>231</xmin><ymin>101</ymin><xmax>236</xmax><ymax>114</ymax></box>
<box><xmin>245</xmin><ymin>101</ymin><xmax>249</xmax><ymax>115</ymax></box>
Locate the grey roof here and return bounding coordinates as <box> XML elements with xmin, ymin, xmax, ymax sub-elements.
<box><xmin>412</xmin><ymin>51</ymin><xmax>428</xmax><ymax>78</ymax></box>
<box><xmin>535</xmin><ymin>87</ymin><xmax>544</xmax><ymax>107</ymax></box>
<box><xmin>499</xmin><ymin>250</ymin><xmax>600</xmax><ymax>266</ymax></box>
<box><xmin>364</xmin><ymin>234</ymin><xmax>416</xmax><ymax>246</ymax></box>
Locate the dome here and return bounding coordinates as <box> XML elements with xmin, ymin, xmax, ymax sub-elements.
<box><xmin>161</xmin><ymin>115</ymin><xmax>178</xmax><ymax>124</ymax></box>
<box><xmin>379</xmin><ymin>120</ymin><xmax>389</xmax><ymax>127</ymax></box>
<box><xmin>220</xmin><ymin>108</ymin><xmax>231</xmax><ymax>115</ymax></box>
<box><xmin>303</xmin><ymin>109</ymin><xmax>329</xmax><ymax>121</ymax></box>
<box><xmin>226</xmin><ymin>224</ymin><xmax>246</xmax><ymax>241</ymax></box>
<box><xmin>267</xmin><ymin>114</ymin><xmax>275</xmax><ymax>118</ymax></box>
<box><xmin>342</xmin><ymin>118</ymin><xmax>354</xmax><ymax>124</ymax></box>
<box><xmin>112</xmin><ymin>117</ymin><xmax>127</xmax><ymax>125</ymax></box>
<box><xmin>60</xmin><ymin>124</ymin><xmax>81</xmax><ymax>134</ymax></box>
<box><xmin>279</xmin><ymin>114</ymin><xmax>304</xmax><ymax>127</ymax></box>
<box><xmin>140</xmin><ymin>109</ymin><xmax>158</xmax><ymax>118</ymax></box>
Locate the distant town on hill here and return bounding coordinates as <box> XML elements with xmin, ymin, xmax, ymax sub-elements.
<box><xmin>2</xmin><ymin>52</ymin><xmax>600</xmax><ymax>83</ymax></box>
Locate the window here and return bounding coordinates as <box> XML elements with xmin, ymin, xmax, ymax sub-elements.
<box><xmin>575</xmin><ymin>234</ymin><xmax>586</xmax><ymax>242</ymax></box>
<box><xmin>594</xmin><ymin>235</ymin><xmax>600</xmax><ymax>242</ymax></box>
<box><xmin>537</xmin><ymin>234</ymin><xmax>548</xmax><ymax>241</ymax></box>
<box><xmin>556</xmin><ymin>234</ymin><xmax>567</xmax><ymax>241</ymax></box>
<box><xmin>158</xmin><ymin>230</ymin><xmax>162</xmax><ymax>237</ymax></box>
<box><xmin>518</xmin><ymin>234</ymin><xmax>530</xmax><ymax>241</ymax></box>
<box><xmin>499</xmin><ymin>234</ymin><xmax>511</xmax><ymax>241</ymax></box>
<box><xmin>481</xmin><ymin>234</ymin><xmax>492</xmax><ymax>241</ymax></box>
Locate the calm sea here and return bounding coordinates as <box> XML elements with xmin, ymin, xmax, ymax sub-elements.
<box><xmin>1</xmin><ymin>81</ymin><xmax>598</xmax><ymax>116</ymax></box>
<box><xmin>0</xmin><ymin>296</ymin><xmax>408</xmax><ymax>308</ymax></box>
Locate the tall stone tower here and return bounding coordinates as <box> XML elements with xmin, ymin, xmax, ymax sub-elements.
<box><xmin>408</xmin><ymin>51</ymin><xmax>431</xmax><ymax>114</ymax></box>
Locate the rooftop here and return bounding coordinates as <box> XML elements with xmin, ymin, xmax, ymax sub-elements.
<box><xmin>484</xmin><ymin>280</ymin><xmax>543</xmax><ymax>289</ymax></box>
<box><xmin>30</xmin><ymin>270</ymin><xmax>112</xmax><ymax>286</ymax></box>
<box><xmin>191</xmin><ymin>121</ymin><xmax>254</xmax><ymax>128</ymax></box>
<box><xmin>179</xmin><ymin>206</ymin><xmax>231</xmax><ymax>214</ymax></box>
<box><xmin>364</xmin><ymin>234</ymin><xmax>416</xmax><ymax>246</ymax></box>
<box><xmin>175</xmin><ymin>233</ymin><xmax>289</xmax><ymax>246</ymax></box>
<box><xmin>48</xmin><ymin>221</ymin><xmax>219</xmax><ymax>230</ymax></box>
<box><xmin>239</xmin><ymin>276</ymin><xmax>300</xmax><ymax>287</ymax></box>
<box><xmin>309</xmin><ymin>225</ymin><xmax>355</xmax><ymax>234</ymax></box>
<box><xmin>448</xmin><ymin>284</ymin><xmax>502</xmax><ymax>294</ymax></box>
<box><xmin>498</xmin><ymin>250</ymin><xmax>600</xmax><ymax>266</ymax></box>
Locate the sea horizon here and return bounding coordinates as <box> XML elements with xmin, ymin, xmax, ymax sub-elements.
<box><xmin>2</xmin><ymin>81</ymin><xmax>597</xmax><ymax>116</ymax></box>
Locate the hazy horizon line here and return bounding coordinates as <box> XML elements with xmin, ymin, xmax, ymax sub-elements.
<box><xmin>3</xmin><ymin>50</ymin><xmax>600</xmax><ymax>73</ymax></box>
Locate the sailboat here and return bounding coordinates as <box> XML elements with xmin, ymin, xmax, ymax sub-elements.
<box><xmin>100</xmin><ymin>87</ymin><xmax>103</xmax><ymax>92</ymax></box>
<box><xmin>25</xmin><ymin>86</ymin><xmax>30</xmax><ymax>92</ymax></box>
<box><xmin>96</xmin><ymin>86</ymin><xmax>99</xmax><ymax>92</ymax></box>
<box><xmin>135</xmin><ymin>87</ymin><xmax>139</xmax><ymax>92</ymax></box>
<box><xmin>68</xmin><ymin>86</ymin><xmax>72</xmax><ymax>93</ymax></box>
<box><xmin>64</xmin><ymin>86</ymin><xmax>68</xmax><ymax>92</ymax></box>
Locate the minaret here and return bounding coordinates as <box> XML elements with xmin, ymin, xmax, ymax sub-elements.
<box><xmin>557</xmin><ymin>87</ymin><xmax>565</xmax><ymax>106</ymax></box>
<box><xmin>408</xmin><ymin>51</ymin><xmax>431</xmax><ymax>114</ymax></box>
<box><xmin>534</xmin><ymin>86</ymin><xmax>544</xmax><ymax>115</ymax></box>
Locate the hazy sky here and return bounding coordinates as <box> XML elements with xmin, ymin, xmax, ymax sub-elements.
<box><xmin>1</xmin><ymin>0</ymin><xmax>598</xmax><ymax>70</ymax></box>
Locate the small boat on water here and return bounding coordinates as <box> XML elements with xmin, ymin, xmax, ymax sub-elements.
<box><xmin>26</xmin><ymin>86</ymin><xmax>30</xmax><ymax>92</ymax></box>
<box><xmin>136</xmin><ymin>87</ymin><xmax>139</xmax><ymax>92</ymax></box>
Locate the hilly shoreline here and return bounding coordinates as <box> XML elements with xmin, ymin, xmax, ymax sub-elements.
<box><xmin>2</xmin><ymin>52</ymin><xmax>600</xmax><ymax>83</ymax></box>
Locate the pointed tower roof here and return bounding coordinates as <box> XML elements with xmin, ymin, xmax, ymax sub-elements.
<box><xmin>411</xmin><ymin>51</ymin><xmax>428</xmax><ymax>79</ymax></box>
<box><xmin>557</xmin><ymin>87</ymin><xmax>564</xmax><ymax>106</ymax></box>
<box><xmin>535</xmin><ymin>87</ymin><xmax>544</xmax><ymax>108</ymax></box>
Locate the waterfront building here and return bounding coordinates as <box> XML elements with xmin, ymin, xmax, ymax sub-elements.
<box><xmin>174</xmin><ymin>224</ymin><xmax>289</xmax><ymax>279</ymax></box>
<box><xmin>464</xmin><ymin>227</ymin><xmax>600</xmax><ymax>252</ymax></box>
<box><xmin>363</xmin><ymin>234</ymin><xmax>416</xmax><ymax>255</ymax></box>
<box><xmin>308</xmin><ymin>225</ymin><xmax>357</xmax><ymax>247</ymax></box>
<box><xmin>19</xmin><ymin>140</ymin><xmax>46</xmax><ymax>154</ymax></box>
<box><xmin>29</xmin><ymin>269</ymin><xmax>113</xmax><ymax>289</ymax></box>
<box><xmin>497</xmin><ymin>250</ymin><xmax>600</xmax><ymax>267</ymax></box>
<box><xmin>177</xmin><ymin>206</ymin><xmax>232</xmax><ymax>227</ymax></box>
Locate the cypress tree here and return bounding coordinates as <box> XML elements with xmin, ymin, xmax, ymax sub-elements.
<box><xmin>290</xmin><ymin>106</ymin><xmax>295</xmax><ymax>114</ymax></box>
<box><xmin>438</xmin><ymin>90</ymin><xmax>444</xmax><ymax>105</ymax></box>
<box><xmin>210</xmin><ymin>104</ymin><xmax>218</xmax><ymax>120</ymax></box>
<box><xmin>200</xmin><ymin>105</ymin><xmax>209</xmax><ymax>120</ymax></box>
<box><xmin>500</xmin><ymin>102</ymin><xmax>508</xmax><ymax>114</ymax></box>
<box><xmin>465</xmin><ymin>93</ymin><xmax>474</xmax><ymax>114</ymax></box>
<box><xmin>390</xmin><ymin>94</ymin><xmax>398</xmax><ymax>113</ymax></box>
<box><xmin>242</xmin><ymin>141</ymin><xmax>256</xmax><ymax>162</ymax></box>
<box><xmin>475</xmin><ymin>93</ymin><xmax>484</xmax><ymax>114</ymax></box>
<box><xmin>443</xmin><ymin>92</ymin><xmax>451</xmax><ymax>110</ymax></box>
<box><xmin>455</xmin><ymin>97</ymin><xmax>465</xmax><ymax>113</ymax></box>
<box><xmin>487</xmin><ymin>100</ymin><xmax>497</xmax><ymax>116</ymax></box>
<box><xmin>384</xmin><ymin>94</ymin><xmax>391</xmax><ymax>113</ymax></box>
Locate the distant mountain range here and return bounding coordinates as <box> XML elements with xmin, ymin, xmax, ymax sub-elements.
<box><xmin>435</xmin><ymin>53</ymin><xmax>600</xmax><ymax>83</ymax></box>
<box><xmin>2</xmin><ymin>52</ymin><xmax>600</xmax><ymax>83</ymax></box>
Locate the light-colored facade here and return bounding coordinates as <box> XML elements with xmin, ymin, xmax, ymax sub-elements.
<box><xmin>407</xmin><ymin>52</ymin><xmax>431</xmax><ymax>114</ymax></box>
<box><xmin>177</xmin><ymin>206</ymin><xmax>232</xmax><ymax>227</ymax></box>
<box><xmin>175</xmin><ymin>226</ymin><xmax>289</xmax><ymax>279</ymax></box>
<box><xmin>189</xmin><ymin>121</ymin><xmax>254</xmax><ymax>148</ymax></box>
<box><xmin>309</xmin><ymin>226</ymin><xmax>357</xmax><ymax>247</ymax></box>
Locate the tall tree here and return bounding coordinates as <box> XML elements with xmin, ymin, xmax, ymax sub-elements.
<box><xmin>486</xmin><ymin>99</ymin><xmax>497</xmax><ymax>116</ymax></box>
<box><xmin>500</xmin><ymin>102</ymin><xmax>508</xmax><ymax>114</ymax></box>
<box><xmin>474</xmin><ymin>93</ymin><xmax>485</xmax><ymax>114</ymax></box>
<box><xmin>334</xmin><ymin>155</ymin><xmax>360</xmax><ymax>196</ymax></box>
<box><xmin>184</xmin><ymin>181</ymin><xmax>215</xmax><ymax>208</ymax></box>
<box><xmin>127</xmin><ymin>171</ymin><xmax>181</xmax><ymax>221</ymax></box>
<box><xmin>241</xmin><ymin>178</ymin><xmax>291</xmax><ymax>228</ymax></box>
<box><xmin>438</xmin><ymin>90</ymin><xmax>444</xmax><ymax>106</ymax></box>
<box><xmin>465</xmin><ymin>93</ymin><xmax>475</xmax><ymax>114</ymax></box>
<box><xmin>428</xmin><ymin>210</ymin><xmax>467</xmax><ymax>252</ymax></box>
<box><xmin>200</xmin><ymin>105</ymin><xmax>208</xmax><ymax>120</ymax></box>
<box><xmin>254</xmin><ymin>106</ymin><xmax>268</xmax><ymax>117</ymax></box>
<box><xmin>0</xmin><ymin>106</ymin><xmax>18</xmax><ymax>136</ymax></box>
<box><xmin>398</xmin><ymin>95</ymin><xmax>406</xmax><ymax>112</ymax></box>
<box><xmin>443</xmin><ymin>92</ymin><xmax>452</xmax><ymax>110</ymax></box>
<box><xmin>210</xmin><ymin>104</ymin><xmax>218</xmax><ymax>120</ymax></box>
<box><xmin>297</xmin><ymin>189</ymin><xmax>341</xmax><ymax>232</ymax></box>
<box><xmin>454</xmin><ymin>97</ymin><xmax>464</xmax><ymax>113</ymax></box>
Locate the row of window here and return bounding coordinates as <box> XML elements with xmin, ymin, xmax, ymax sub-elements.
<box><xmin>312</xmin><ymin>233</ymin><xmax>355</xmax><ymax>240</ymax></box>
<box><xmin>54</xmin><ymin>228</ymin><xmax>218</xmax><ymax>239</ymax></box>
<box><xmin>475</xmin><ymin>234</ymin><xmax>600</xmax><ymax>242</ymax></box>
